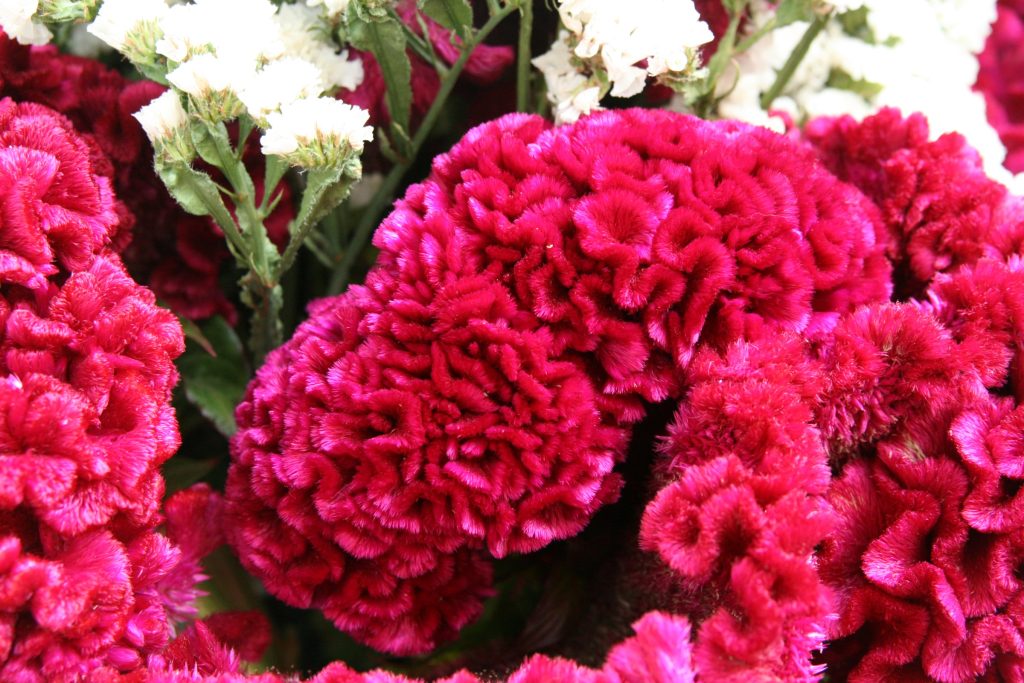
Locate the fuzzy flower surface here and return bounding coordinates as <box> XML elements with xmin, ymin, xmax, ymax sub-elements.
<box><xmin>260</xmin><ymin>96</ymin><xmax>372</xmax><ymax>167</ymax></box>
<box><xmin>227</xmin><ymin>108</ymin><xmax>890</xmax><ymax>655</ymax></box>
<box><xmin>976</xmin><ymin>0</ymin><xmax>1024</xmax><ymax>180</ymax></box>
<box><xmin>0</xmin><ymin>97</ymin><xmax>208</xmax><ymax>680</ymax></box>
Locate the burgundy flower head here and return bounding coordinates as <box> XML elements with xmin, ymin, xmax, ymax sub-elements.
<box><xmin>0</xmin><ymin>98</ymin><xmax>199</xmax><ymax>679</ymax></box>
<box><xmin>642</xmin><ymin>334</ymin><xmax>833</xmax><ymax>682</ymax></box>
<box><xmin>227</xmin><ymin>108</ymin><xmax>889</xmax><ymax>655</ymax></box>
<box><xmin>804</xmin><ymin>108</ymin><xmax>1008</xmax><ymax>294</ymax></box>
<box><xmin>976</xmin><ymin>0</ymin><xmax>1024</xmax><ymax>174</ymax></box>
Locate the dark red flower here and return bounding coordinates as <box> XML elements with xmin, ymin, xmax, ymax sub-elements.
<box><xmin>976</xmin><ymin>0</ymin><xmax>1024</xmax><ymax>174</ymax></box>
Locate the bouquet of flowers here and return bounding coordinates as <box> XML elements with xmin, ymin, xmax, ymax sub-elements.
<box><xmin>2</xmin><ymin>0</ymin><xmax>1024</xmax><ymax>681</ymax></box>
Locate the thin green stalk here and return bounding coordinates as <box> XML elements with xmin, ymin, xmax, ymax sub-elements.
<box><xmin>516</xmin><ymin>0</ymin><xmax>533</xmax><ymax>111</ymax></box>
<box><xmin>735</xmin><ymin>17</ymin><xmax>777</xmax><ymax>54</ymax></box>
<box><xmin>390</xmin><ymin>7</ymin><xmax>439</xmax><ymax>66</ymax></box>
<box><xmin>759</xmin><ymin>11</ymin><xmax>831</xmax><ymax>110</ymax></box>
<box><xmin>327</xmin><ymin>2</ymin><xmax>521</xmax><ymax>295</ymax></box>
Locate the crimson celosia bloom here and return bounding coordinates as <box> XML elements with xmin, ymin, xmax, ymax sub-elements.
<box><xmin>642</xmin><ymin>334</ymin><xmax>833</xmax><ymax>681</ymax></box>
<box><xmin>804</xmin><ymin>108</ymin><xmax>1009</xmax><ymax>294</ymax></box>
<box><xmin>977</xmin><ymin>0</ymin><xmax>1024</xmax><ymax>174</ymax></box>
<box><xmin>227</xmin><ymin>108</ymin><xmax>889</xmax><ymax>655</ymax></box>
<box><xmin>86</xmin><ymin>611</ymin><xmax>694</xmax><ymax>683</ymax></box>
<box><xmin>0</xmin><ymin>97</ymin><xmax>197</xmax><ymax>679</ymax></box>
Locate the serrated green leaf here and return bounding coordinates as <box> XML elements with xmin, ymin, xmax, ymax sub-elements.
<box><xmin>775</xmin><ymin>0</ymin><xmax>815</xmax><ymax>26</ymax></box>
<box><xmin>177</xmin><ymin>316</ymin><xmax>249</xmax><ymax>437</ymax></box>
<box><xmin>348</xmin><ymin>14</ymin><xmax>412</xmax><ymax>135</ymax></box>
<box><xmin>419</xmin><ymin>0</ymin><xmax>473</xmax><ymax>39</ymax></box>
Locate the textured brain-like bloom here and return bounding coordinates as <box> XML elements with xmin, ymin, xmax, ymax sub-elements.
<box><xmin>0</xmin><ymin>97</ymin><xmax>190</xmax><ymax>679</ymax></box>
<box><xmin>804</xmin><ymin>108</ymin><xmax>1009</xmax><ymax>295</ymax></box>
<box><xmin>227</xmin><ymin>108</ymin><xmax>890</xmax><ymax>655</ymax></box>
<box><xmin>977</xmin><ymin>0</ymin><xmax>1024</xmax><ymax>175</ymax></box>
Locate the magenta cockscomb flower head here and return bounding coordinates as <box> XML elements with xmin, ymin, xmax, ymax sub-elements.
<box><xmin>804</xmin><ymin>108</ymin><xmax>1008</xmax><ymax>294</ymax></box>
<box><xmin>924</xmin><ymin>258</ymin><xmax>1024</xmax><ymax>399</ymax></box>
<box><xmin>227</xmin><ymin>108</ymin><xmax>889</xmax><ymax>655</ymax></box>
<box><xmin>0</xmin><ymin>98</ymin><xmax>118</xmax><ymax>291</ymax></box>
<box><xmin>976</xmin><ymin>0</ymin><xmax>1024</xmax><ymax>175</ymax></box>
<box><xmin>0</xmin><ymin>97</ymin><xmax>205</xmax><ymax>678</ymax></box>
<box><xmin>641</xmin><ymin>334</ymin><xmax>833</xmax><ymax>682</ymax></box>
<box><xmin>813</xmin><ymin>302</ymin><xmax>986</xmax><ymax>453</ymax></box>
<box><xmin>821</xmin><ymin>394</ymin><xmax>1024</xmax><ymax>682</ymax></box>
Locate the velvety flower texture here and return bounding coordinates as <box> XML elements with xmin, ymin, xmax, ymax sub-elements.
<box><xmin>804</xmin><ymin>108</ymin><xmax>1010</xmax><ymax>295</ymax></box>
<box><xmin>641</xmin><ymin>334</ymin><xmax>833</xmax><ymax>681</ymax></box>
<box><xmin>86</xmin><ymin>611</ymin><xmax>695</xmax><ymax>683</ymax></box>
<box><xmin>227</xmin><ymin>107</ymin><xmax>890</xmax><ymax>655</ymax></box>
<box><xmin>977</xmin><ymin>0</ymin><xmax>1024</xmax><ymax>174</ymax></box>
<box><xmin>0</xmin><ymin>97</ymin><xmax>193</xmax><ymax>680</ymax></box>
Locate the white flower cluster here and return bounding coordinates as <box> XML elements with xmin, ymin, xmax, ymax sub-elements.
<box><xmin>0</xmin><ymin>0</ymin><xmax>51</xmax><ymax>45</ymax></box>
<box><xmin>533</xmin><ymin>0</ymin><xmax>713</xmax><ymax>124</ymax></box>
<box><xmin>714</xmin><ymin>0</ymin><xmax>1021</xmax><ymax>191</ymax></box>
<box><xmin>85</xmin><ymin>0</ymin><xmax>370</xmax><ymax>168</ymax></box>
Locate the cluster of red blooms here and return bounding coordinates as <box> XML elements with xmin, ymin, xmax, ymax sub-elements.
<box><xmin>977</xmin><ymin>0</ymin><xmax>1024</xmax><ymax>175</ymax></box>
<box><xmin>0</xmin><ymin>95</ymin><xmax>221</xmax><ymax>679</ymax></box>
<box><xmin>224</xmin><ymin>106</ymin><xmax>891</xmax><ymax>659</ymax></box>
<box><xmin>0</xmin><ymin>31</ymin><xmax>296</xmax><ymax>324</ymax></box>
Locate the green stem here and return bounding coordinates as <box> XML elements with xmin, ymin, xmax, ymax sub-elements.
<box><xmin>516</xmin><ymin>0</ymin><xmax>533</xmax><ymax>111</ymax></box>
<box><xmin>759</xmin><ymin>11</ymin><xmax>830</xmax><ymax>110</ymax></box>
<box><xmin>391</xmin><ymin>7</ymin><xmax>439</xmax><ymax>66</ymax></box>
<box><xmin>327</xmin><ymin>2</ymin><xmax>520</xmax><ymax>295</ymax></box>
<box><xmin>734</xmin><ymin>17</ymin><xmax>777</xmax><ymax>54</ymax></box>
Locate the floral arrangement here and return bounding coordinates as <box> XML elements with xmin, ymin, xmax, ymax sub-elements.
<box><xmin>2</xmin><ymin>0</ymin><xmax>1024</xmax><ymax>682</ymax></box>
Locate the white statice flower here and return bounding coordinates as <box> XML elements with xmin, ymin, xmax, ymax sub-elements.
<box><xmin>0</xmin><ymin>0</ymin><xmax>50</xmax><ymax>45</ymax></box>
<box><xmin>275</xmin><ymin>3</ymin><xmax>363</xmax><ymax>91</ymax></box>
<box><xmin>88</xmin><ymin>0</ymin><xmax>168</xmax><ymax>60</ymax></box>
<box><xmin>157</xmin><ymin>0</ymin><xmax>283</xmax><ymax>66</ymax></box>
<box><xmin>133</xmin><ymin>90</ymin><xmax>193</xmax><ymax>162</ymax></box>
<box><xmin>712</xmin><ymin>0</ymin><xmax>1016</xmax><ymax>185</ymax></box>
<box><xmin>240</xmin><ymin>57</ymin><xmax>325</xmax><ymax>123</ymax></box>
<box><xmin>536</xmin><ymin>0</ymin><xmax>711</xmax><ymax>123</ymax></box>
<box><xmin>306</xmin><ymin>0</ymin><xmax>349</xmax><ymax>19</ymax></box>
<box><xmin>134</xmin><ymin>89</ymin><xmax>188</xmax><ymax>142</ymax></box>
<box><xmin>533</xmin><ymin>31</ymin><xmax>602</xmax><ymax>124</ymax></box>
<box><xmin>261</xmin><ymin>97</ymin><xmax>372</xmax><ymax>167</ymax></box>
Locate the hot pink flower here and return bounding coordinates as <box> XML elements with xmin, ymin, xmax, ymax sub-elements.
<box><xmin>642</xmin><ymin>334</ymin><xmax>833</xmax><ymax>682</ymax></box>
<box><xmin>976</xmin><ymin>0</ymin><xmax>1024</xmax><ymax>174</ymax></box>
<box><xmin>804</xmin><ymin>108</ymin><xmax>1008</xmax><ymax>294</ymax></box>
<box><xmin>228</xmin><ymin>108</ymin><xmax>887</xmax><ymax>654</ymax></box>
<box><xmin>821</xmin><ymin>396</ymin><xmax>1024</xmax><ymax>682</ymax></box>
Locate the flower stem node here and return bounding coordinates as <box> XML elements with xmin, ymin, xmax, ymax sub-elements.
<box><xmin>36</xmin><ymin>0</ymin><xmax>100</xmax><ymax>23</ymax></box>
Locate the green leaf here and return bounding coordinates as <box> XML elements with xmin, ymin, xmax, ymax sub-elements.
<box><xmin>156</xmin><ymin>162</ymin><xmax>246</xmax><ymax>259</ymax></box>
<box><xmin>825</xmin><ymin>66</ymin><xmax>883</xmax><ymax>99</ymax></box>
<box><xmin>177</xmin><ymin>316</ymin><xmax>249</xmax><ymax>437</ymax></box>
<box><xmin>347</xmin><ymin>14</ymin><xmax>412</xmax><ymax>135</ymax></box>
<box><xmin>163</xmin><ymin>456</ymin><xmax>220</xmax><ymax>493</ymax></box>
<box><xmin>774</xmin><ymin>0</ymin><xmax>815</xmax><ymax>26</ymax></box>
<box><xmin>419</xmin><ymin>0</ymin><xmax>473</xmax><ymax>39</ymax></box>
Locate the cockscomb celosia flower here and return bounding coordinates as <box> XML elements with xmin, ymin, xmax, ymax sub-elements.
<box><xmin>804</xmin><ymin>108</ymin><xmax>1009</xmax><ymax>295</ymax></box>
<box><xmin>85</xmin><ymin>611</ymin><xmax>694</xmax><ymax>683</ymax></box>
<box><xmin>812</xmin><ymin>302</ymin><xmax>987</xmax><ymax>453</ymax></box>
<box><xmin>0</xmin><ymin>96</ymin><xmax>200</xmax><ymax>678</ymax></box>
<box><xmin>976</xmin><ymin>0</ymin><xmax>1024</xmax><ymax>175</ymax></box>
<box><xmin>227</xmin><ymin>108</ymin><xmax>889</xmax><ymax>654</ymax></box>
<box><xmin>0</xmin><ymin>98</ymin><xmax>118</xmax><ymax>290</ymax></box>
<box><xmin>821</xmin><ymin>394</ymin><xmax>1024</xmax><ymax>682</ymax></box>
<box><xmin>923</xmin><ymin>257</ymin><xmax>1024</xmax><ymax>397</ymax></box>
<box><xmin>642</xmin><ymin>334</ymin><xmax>833</xmax><ymax>682</ymax></box>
